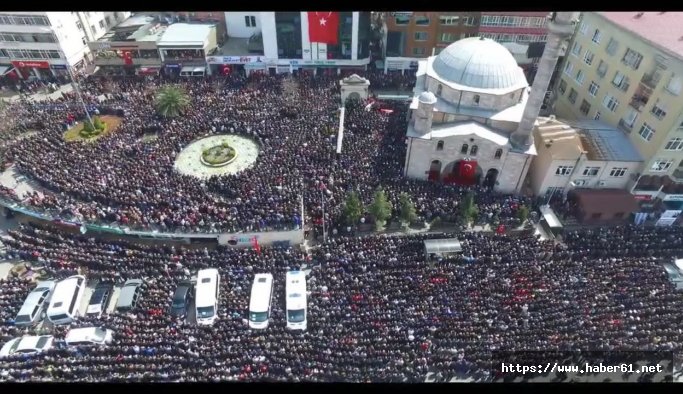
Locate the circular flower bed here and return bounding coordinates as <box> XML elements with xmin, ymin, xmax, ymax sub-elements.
<box><xmin>200</xmin><ymin>142</ymin><xmax>237</xmax><ymax>167</ymax></box>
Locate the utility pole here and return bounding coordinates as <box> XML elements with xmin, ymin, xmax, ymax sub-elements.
<box><xmin>321</xmin><ymin>187</ymin><xmax>327</xmax><ymax>244</ymax></box>
<box><xmin>63</xmin><ymin>50</ymin><xmax>93</xmax><ymax>125</ymax></box>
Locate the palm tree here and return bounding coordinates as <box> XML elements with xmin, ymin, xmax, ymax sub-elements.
<box><xmin>154</xmin><ymin>85</ymin><xmax>190</xmax><ymax>118</ymax></box>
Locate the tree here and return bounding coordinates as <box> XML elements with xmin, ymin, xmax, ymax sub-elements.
<box><xmin>399</xmin><ymin>192</ymin><xmax>417</xmax><ymax>227</ymax></box>
<box><xmin>368</xmin><ymin>187</ymin><xmax>393</xmax><ymax>231</ymax></box>
<box><xmin>83</xmin><ymin>120</ymin><xmax>95</xmax><ymax>133</ymax></box>
<box><xmin>517</xmin><ymin>204</ymin><xmax>530</xmax><ymax>224</ymax></box>
<box><xmin>93</xmin><ymin>115</ymin><xmax>104</xmax><ymax>130</ymax></box>
<box><xmin>459</xmin><ymin>192</ymin><xmax>479</xmax><ymax>226</ymax></box>
<box><xmin>154</xmin><ymin>85</ymin><xmax>190</xmax><ymax>118</ymax></box>
<box><xmin>342</xmin><ymin>191</ymin><xmax>363</xmax><ymax>226</ymax></box>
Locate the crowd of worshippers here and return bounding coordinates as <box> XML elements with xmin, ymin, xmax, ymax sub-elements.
<box><xmin>1</xmin><ymin>223</ymin><xmax>683</xmax><ymax>382</ymax></box>
<box><xmin>3</xmin><ymin>71</ymin><xmax>531</xmax><ymax>235</ymax></box>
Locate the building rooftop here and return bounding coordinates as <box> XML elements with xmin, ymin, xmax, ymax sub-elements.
<box><xmin>116</xmin><ymin>14</ymin><xmax>157</xmax><ymax>29</ymax></box>
<box><xmin>535</xmin><ymin>117</ymin><xmax>586</xmax><ymax>160</ymax></box>
<box><xmin>598</xmin><ymin>12</ymin><xmax>683</xmax><ymax>59</ymax></box>
<box><xmin>430</xmin><ymin>37</ymin><xmax>528</xmax><ymax>92</ymax></box>
<box><xmin>158</xmin><ymin>23</ymin><xmax>214</xmax><ymax>46</ymax></box>
<box><xmin>569</xmin><ymin>119</ymin><xmax>643</xmax><ymax>162</ymax></box>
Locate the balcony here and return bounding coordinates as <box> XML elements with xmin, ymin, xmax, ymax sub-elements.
<box><xmin>618</xmin><ymin>118</ymin><xmax>634</xmax><ymax>133</ymax></box>
<box><xmin>640</xmin><ymin>72</ymin><xmax>661</xmax><ymax>90</ymax></box>
<box><xmin>629</xmin><ymin>83</ymin><xmax>652</xmax><ymax>111</ymax></box>
<box><xmin>673</xmin><ymin>168</ymin><xmax>683</xmax><ymax>182</ymax></box>
<box><xmin>94</xmin><ymin>57</ymin><xmax>161</xmax><ymax>67</ymax></box>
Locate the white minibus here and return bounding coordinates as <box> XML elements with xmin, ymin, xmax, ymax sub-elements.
<box><xmin>248</xmin><ymin>273</ymin><xmax>274</xmax><ymax>329</ymax></box>
<box><xmin>195</xmin><ymin>269</ymin><xmax>220</xmax><ymax>326</ymax></box>
<box><xmin>46</xmin><ymin>275</ymin><xmax>86</xmax><ymax>325</ymax></box>
<box><xmin>285</xmin><ymin>271</ymin><xmax>307</xmax><ymax>330</ymax></box>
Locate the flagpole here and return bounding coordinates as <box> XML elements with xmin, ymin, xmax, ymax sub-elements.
<box><xmin>61</xmin><ymin>49</ymin><xmax>93</xmax><ymax>126</ymax></box>
<box><xmin>321</xmin><ymin>187</ymin><xmax>326</xmax><ymax>244</ymax></box>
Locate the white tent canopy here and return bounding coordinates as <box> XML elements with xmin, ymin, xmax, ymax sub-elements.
<box><xmin>424</xmin><ymin>238</ymin><xmax>463</xmax><ymax>257</ymax></box>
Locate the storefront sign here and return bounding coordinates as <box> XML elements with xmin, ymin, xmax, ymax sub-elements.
<box><xmin>165</xmin><ymin>64</ymin><xmax>180</xmax><ymax>68</ymax></box>
<box><xmin>289</xmin><ymin>60</ymin><xmax>336</xmax><ymax>66</ymax></box>
<box><xmin>206</xmin><ymin>56</ymin><xmax>263</xmax><ymax>64</ymax></box>
<box><xmin>661</xmin><ymin>210</ymin><xmax>682</xmax><ymax>219</ymax></box>
<box><xmin>390</xmin><ymin>12</ymin><xmax>413</xmax><ymax>17</ymax></box>
<box><xmin>50</xmin><ymin>64</ymin><xmax>67</xmax><ymax>70</ymax></box>
<box><xmin>11</xmin><ymin>60</ymin><xmax>50</xmax><ymax>69</ymax></box>
<box><xmin>663</xmin><ymin>194</ymin><xmax>683</xmax><ymax>202</ymax></box>
<box><xmin>633</xmin><ymin>194</ymin><xmax>653</xmax><ymax>201</ymax></box>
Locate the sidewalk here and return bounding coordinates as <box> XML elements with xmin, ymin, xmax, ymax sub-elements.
<box><xmin>1</xmin><ymin>83</ymin><xmax>74</xmax><ymax>103</ymax></box>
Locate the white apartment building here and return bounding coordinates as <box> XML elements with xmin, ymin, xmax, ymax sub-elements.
<box><xmin>0</xmin><ymin>12</ymin><xmax>130</xmax><ymax>80</ymax></box>
<box><xmin>217</xmin><ymin>12</ymin><xmax>372</xmax><ymax>75</ymax></box>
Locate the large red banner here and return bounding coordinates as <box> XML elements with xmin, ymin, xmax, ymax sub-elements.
<box><xmin>459</xmin><ymin>160</ymin><xmax>477</xmax><ymax>179</ymax></box>
<box><xmin>11</xmin><ymin>60</ymin><xmax>50</xmax><ymax>69</ymax></box>
<box><xmin>308</xmin><ymin>12</ymin><xmax>339</xmax><ymax>45</ymax></box>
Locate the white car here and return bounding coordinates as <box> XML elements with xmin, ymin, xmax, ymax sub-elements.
<box><xmin>0</xmin><ymin>335</ymin><xmax>54</xmax><ymax>358</ymax></box>
<box><xmin>65</xmin><ymin>327</ymin><xmax>114</xmax><ymax>346</ymax></box>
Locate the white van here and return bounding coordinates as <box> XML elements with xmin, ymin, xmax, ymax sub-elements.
<box><xmin>65</xmin><ymin>327</ymin><xmax>114</xmax><ymax>346</ymax></box>
<box><xmin>14</xmin><ymin>280</ymin><xmax>56</xmax><ymax>327</ymax></box>
<box><xmin>46</xmin><ymin>275</ymin><xmax>86</xmax><ymax>325</ymax></box>
<box><xmin>180</xmin><ymin>66</ymin><xmax>206</xmax><ymax>77</ymax></box>
<box><xmin>195</xmin><ymin>269</ymin><xmax>220</xmax><ymax>326</ymax></box>
<box><xmin>248</xmin><ymin>273</ymin><xmax>274</xmax><ymax>330</ymax></box>
<box><xmin>285</xmin><ymin>271</ymin><xmax>307</xmax><ymax>331</ymax></box>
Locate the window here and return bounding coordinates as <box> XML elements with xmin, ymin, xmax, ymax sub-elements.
<box><xmin>564</xmin><ymin>61</ymin><xmax>573</xmax><ymax>77</ymax></box>
<box><xmin>650</xmin><ymin>99</ymin><xmax>667</xmax><ymax>120</ymax></box>
<box><xmin>414</xmin><ymin>32</ymin><xmax>428</xmax><ymax>41</ymax></box>
<box><xmin>439</xmin><ymin>33</ymin><xmax>458</xmax><ymax>42</ymax></box>
<box><xmin>583</xmin><ymin>167</ymin><xmax>600</xmax><ymax>176</ymax></box>
<box><xmin>439</xmin><ymin>15</ymin><xmax>460</xmax><ymax>25</ymax></box>
<box><xmin>76</xmin><ymin>20</ymin><xmax>83</xmax><ymax>31</ymax></box>
<box><xmin>587</xmin><ymin>81</ymin><xmax>599</xmax><ymax>97</ymax></box>
<box><xmin>606</xmin><ymin>38</ymin><xmax>618</xmax><ymax>56</ymax></box>
<box><xmin>415</xmin><ymin>16</ymin><xmax>430</xmax><ymax>25</ymax></box>
<box><xmin>460</xmin><ymin>144</ymin><xmax>468</xmax><ymax>154</ymax></box>
<box><xmin>597</xmin><ymin>60</ymin><xmax>608</xmax><ymax>78</ymax></box>
<box><xmin>463</xmin><ymin>16</ymin><xmax>477</xmax><ymax>26</ymax></box>
<box><xmin>494</xmin><ymin>149</ymin><xmax>503</xmax><ymax>159</ymax></box>
<box><xmin>602</xmin><ymin>94</ymin><xmax>619</xmax><ymax>112</ymax></box>
<box><xmin>99</xmin><ymin>20</ymin><xmax>105</xmax><ymax>29</ymax></box>
<box><xmin>622</xmin><ymin>48</ymin><xmax>643</xmax><ymax>70</ymax></box>
<box><xmin>575</xmin><ymin>69</ymin><xmax>585</xmax><ymax>86</ymax></box>
<box><xmin>579</xmin><ymin>22</ymin><xmax>589</xmax><ymax>35</ymax></box>
<box><xmin>609</xmin><ymin>167</ymin><xmax>627</xmax><ymax>177</ymax></box>
<box><xmin>558</xmin><ymin>79</ymin><xmax>567</xmax><ymax>95</ymax></box>
<box><xmin>436</xmin><ymin>84</ymin><xmax>443</xmax><ymax>96</ymax></box>
<box><xmin>612</xmin><ymin>71</ymin><xmax>629</xmax><ymax>91</ymax></box>
<box><xmin>571</xmin><ymin>41</ymin><xmax>582</xmax><ymax>57</ymax></box>
<box><xmin>81</xmin><ymin>37</ymin><xmax>86</xmax><ymax>45</ymax></box>
<box><xmin>556</xmin><ymin>166</ymin><xmax>574</xmax><ymax>176</ymax></box>
<box><xmin>583</xmin><ymin>50</ymin><xmax>594</xmax><ymax>66</ymax></box>
<box><xmin>470</xmin><ymin>145</ymin><xmax>478</xmax><ymax>155</ymax></box>
<box><xmin>638</xmin><ymin>122</ymin><xmax>655</xmax><ymax>141</ymax></box>
<box><xmin>666</xmin><ymin>74</ymin><xmax>682</xmax><ymax>96</ymax></box>
<box><xmin>91</xmin><ymin>24</ymin><xmax>96</xmax><ymax>33</ymax></box>
<box><xmin>591</xmin><ymin>29</ymin><xmax>601</xmax><ymax>44</ymax></box>
<box><xmin>105</xmin><ymin>16</ymin><xmax>111</xmax><ymax>27</ymax></box>
<box><xmin>249</xmin><ymin>16</ymin><xmax>256</xmax><ymax>27</ymax></box>
<box><xmin>245</xmin><ymin>15</ymin><xmax>257</xmax><ymax>27</ymax></box>
<box><xmin>395</xmin><ymin>15</ymin><xmax>410</xmax><ymax>25</ymax></box>
<box><xmin>473</xmin><ymin>94</ymin><xmax>480</xmax><ymax>106</ymax></box>
<box><xmin>436</xmin><ymin>140</ymin><xmax>444</xmax><ymax>151</ymax></box>
<box><xmin>651</xmin><ymin>159</ymin><xmax>674</xmax><ymax>172</ymax></box>
<box><xmin>579</xmin><ymin>100</ymin><xmax>591</xmax><ymax>116</ymax></box>
<box><xmin>568</xmin><ymin>88</ymin><xmax>578</xmax><ymax>104</ymax></box>
<box><xmin>623</xmin><ymin>108</ymin><xmax>638</xmax><ymax>127</ymax></box>
<box><xmin>665</xmin><ymin>137</ymin><xmax>683</xmax><ymax>151</ymax></box>
<box><xmin>594</xmin><ymin>111</ymin><xmax>601</xmax><ymax>120</ymax></box>
<box><xmin>412</xmin><ymin>47</ymin><xmax>426</xmax><ymax>56</ymax></box>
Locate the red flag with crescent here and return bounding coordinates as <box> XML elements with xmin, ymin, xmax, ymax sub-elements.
<box><xmin>123</xmin><ymin>51</ymin><xmax>133</xmax><ymax>65</ymax></box>
<box><xmin>308</xmin><ymin>12</ymin><xmax>339</xmax><ymax>44</ymax></box>
<box><xmin>251</xmin><ymin>236</ymin><xmax>261</xmax><ymax>255</ymax></box>
<box><xmin>459</xmin><ymin>160</ymin><xmax>476</xmax><ymax>178</ymax></box>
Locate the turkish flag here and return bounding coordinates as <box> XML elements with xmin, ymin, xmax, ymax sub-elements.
<box><xmin>123</xmin><ymin>51</ymin><xmax>133</xmax><ymax>65</ymax></box>
<box><xmin>251</xmin><ymin>236</ymin><xmax>261</xmax><ymax>255</ymax></box>
<box><xmin>459</xmin><ymin>160</ymin><xmax>477</xmax><ymax>179</ymax></box>
<box><xmin>308</xmin><ymin>12</ymin><xmax>339</xmax><ymax>44</ymax></box>
<box><xmin>496</xmin><ymin>224</ymin><xmax>506</xmax><ymax>234</ymax></box>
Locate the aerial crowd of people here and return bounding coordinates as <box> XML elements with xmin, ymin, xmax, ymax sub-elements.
<box><xmin>0</xmin><ymin>223</ymin><xmax>682</xmax><ymax>382</ymax></box>
<box><xmin>0</xmin><ymin>70</ymin><xmax>533</xmax><ymax>236</ymax></box>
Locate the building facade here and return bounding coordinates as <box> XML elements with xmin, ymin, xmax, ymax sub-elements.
<box><xmin>0</xmin><ymin>12</ymin><xmax>130</xmax><ymax>80</ymax></box>
<box><xmin>217</xmin><ymin>12</ymin><xmax>372</xmax><ymax>75</ymax></box>
<box><xmin>551</xmin><ymin>12</ymin><xmax>683</xmax><ymax>218</ymax></box>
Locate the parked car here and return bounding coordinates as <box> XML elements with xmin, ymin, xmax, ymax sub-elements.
<box><xmin>65</xmin><ymin>327</ymin><xmax>114</xmax><ymax>346</ymax></box>
<box><xmin>14</xmin><ymin>280</ymin><xmax>55</xmax><ymax>327</ymax></box>
<box><xmin>170</xmin><ymin>280</ymin><xmax>194</xmax><ymax>319</ymax></box>
<box><xmin>115</xmin><ymin>279</ymin><xmax>144</xmax><ymax>313</ymax></box>
<box><xmin>86</xmin><ymin>283</ymin><xmax>114</xmax><ymax>318</ymax></box>
<box><xmin>0</xmin><ymin>335</ymin><xmax>54</xmax><ymax>358</ymax></box>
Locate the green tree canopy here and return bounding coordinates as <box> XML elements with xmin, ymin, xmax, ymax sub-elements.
<box><xmin>399</xmin><ymin>192</ymin><xmax>417</xmax><ymax>226</ymax></box>
<box><xmin>154</xmin><ymin>85</ymin><xmax>190</xmax><ymax>118</ymax></box>
<box><xmin>368</xmin><ymin>187</ymin><xmax>393</xmax><ymax>230</ymax></box>
<box><xmin>459</xmin><ymin>192</ymin><xmax>479</xmax><ymax>226</ymax></box>
<box><xmin>342</xmin><ymin>191</ymin><xmax>364</xmax><ymax>226</ymax></box>
<box><xmin>517</xmin><ymin>204</ymin><xmax>530</xmax><ymax>224</ymax></box>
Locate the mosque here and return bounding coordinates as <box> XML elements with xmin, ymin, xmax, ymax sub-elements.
<box><xmin>403</xmin><ymin>13</ymin><xmax>575</xmax><ymax>194</ymax></box>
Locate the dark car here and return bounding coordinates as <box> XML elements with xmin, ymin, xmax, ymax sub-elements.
<box><xmin>86</xmin><ymin>283</ymin><xmax>113</xmax><ymax>318</ymax></box>
<box><xmin>170</xmin><ymin>281</ymin><xmax>194</xmax><ymax>318</ymax></box>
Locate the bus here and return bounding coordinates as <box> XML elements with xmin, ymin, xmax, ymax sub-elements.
<box><xmin>248</xmin><ymin>273</ymin><xmax>274</xmax><ymax>329</ymax></box>
<box><xmin>195</xmin><ymin>269</ymin><xmax>220</xmax><ymax>326</ymax></box>
<box><xmin>285</xmin><ymin>271</ymin><xmax>307</xmax><ymax>331</ymax></box>
<box><xmin>46</xmin><ymin>275</ymin><xmax>87</xmax><ymax>325</ymax></box>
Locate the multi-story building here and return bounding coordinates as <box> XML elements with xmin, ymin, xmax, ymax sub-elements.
<box><xmin>478</xmin><ymin>12</ymin><xmax>549</xmax><ymax>46</ymax></box>
<box><xmin>216</xmin><ymin>12</ymin><xmax>373</xmax><ymax>75</ymax></box>
<box><xmin>0</xmin><ymin>12</ymin><xmax>130</xmax><ymax>81</ymax></box>
<box><xmin>381</xmin><ymin>12</ymin><xmax>480</xmax><ymax>73</ymax></box>
<box><xmin>551</xmin><ymin>12</ymin><xmax>683</xmax><ymax>223</ymax></box>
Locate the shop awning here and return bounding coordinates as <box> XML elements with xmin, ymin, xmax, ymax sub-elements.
<box><xmin>138</xmin><ymin>67</ymin><xmax>160</xmax><ymax>75</ymax></box>
<box><xmin>424</xmin><ymin>238</ymin><xmax>463</xmax><ymax>255</ymax></box>
<box><xmin>539</xmin><ymin>205</ymin><xmax>563</xmax><ymax>228</ymax></box>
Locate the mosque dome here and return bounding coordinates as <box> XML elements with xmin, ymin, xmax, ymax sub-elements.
<box><xmin>431</xmin><ymin>37</ymin><xmax>528</xmax><ymax>90</ymax></box>
<box><xmin>417</xmin><ymin>91</ymin><xmax>437</xmax><ymax>105</ymax></box>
